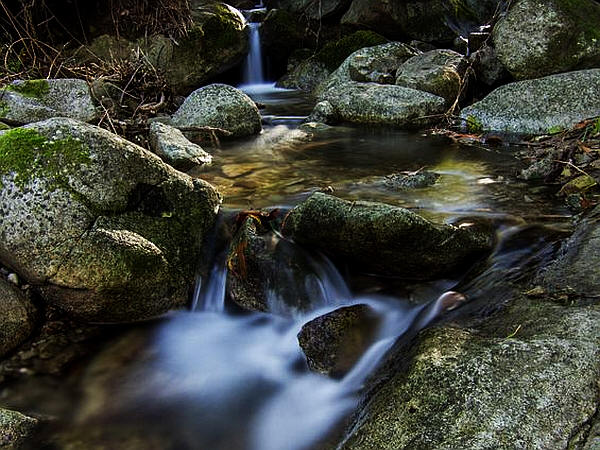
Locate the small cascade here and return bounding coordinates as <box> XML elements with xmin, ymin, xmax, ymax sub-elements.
<box><xmin>244</xmin><ymin>22</ymin><xmax>265</xmax><ymax>85</ymax></box>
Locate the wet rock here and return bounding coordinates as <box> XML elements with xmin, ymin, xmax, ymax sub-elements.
<box><xmin>282</xmin><ymin>193</ymin><xmax>494</xmax><ymax>279</ymax></box>
<box><xmin>0</xmin><ymin>279</ymin><xmax>36</xmax><ymax>359</ymax></box>
<box><xmin>339</xmin><ymin>295</ymin><xmax>600</xmax><ymax>449</ymax></box>
<box><xmin>319</xmin><ymin>42</ymin><xmax>419</xmax><ymax>95</ymax></box>
<box><xmin>536</xmin><ymin>206</ymin><xmax>600</xmax><ymax>294</ymax></box>
<box><xmin>395</xmin><ymin>49</ymin><xmax>468</xmax><ymax>105</ymax></box>
<box><xmin>0</xmin><ymin>118</ymin><xmax>220</xmax><ymax>322</ymax></box>
<box><xmin>341</xmin><ymin>0</ymin><xmax>499</xmax><ymax>43</ymax></box>
<box><xmin>170</xmin><ymin>84</ymin><xmax>262</xmax><ymax>139</ymax></box>
<box><xmin>74</xmin><ymin>4</ymin><xmax>248</xmax><ymax>94</ymax></box>
<box><xmin>0</xmin><ymin>79</ymin><xmax>97</xmax><ymax>125</ymax></box>
<box><xmin>0</xmin><ymin>408</ymin><xmax>38</xmax><ymax>448</ymax></box>
<box><xmin>306</xmin><ymin>100</ymin><xmax>337</xmax><ymax>124</ymax></box>
<box><xmin>460</xmin><ymin>69</ymin><xmax>600</xmax><ymax>135</ymax></box>
<box><xmin>298</xmin><ymin>304</ymin><xmax>380</xmax><ymax>377</ymax></box>
<box><xmin>382</xmin><ymin>171</ymin><xmax>440</xmax><ymax>190</ymax></box>
<box><xmin>227</xmin><ymin>216</ymin><xmax>342</xmax><ymax>315</ymax></box>
<box><xmin>148</xmin><ymin>122</ymin><xmax>212</xmax><ymax>171</ymax></box>
<box><xmin>277</xmin><ymin>59</ymin><xmax>330</xmax><ymax>92</ymax></box>
<box><xmin>493</xmin><ymin>0</ymin><xmax>600</xmax><ymax>80</ymax></box>
<box><xmin>318</xmin><ymin>81</ymin><xmax>445</xmax><ymax>128</ymax></box>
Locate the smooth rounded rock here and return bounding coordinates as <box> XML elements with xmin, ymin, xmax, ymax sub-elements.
<box><xmin>149</xmin><ymin>122</ymin><xmax>212</xmax><ymax>171</ymax></box>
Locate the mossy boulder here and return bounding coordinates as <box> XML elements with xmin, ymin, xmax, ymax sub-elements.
<box><xmin>0</xmin><ymin>79</ymin><xmax>98</xmax><ymax>125</ymax></box>
<box><xmin>276</xmin><ymin>58</ymin><xmax>331</xmax><ymax>92</ymax></box>
<box><xmin>298</xmin><ymin>304</ymin><xmax>380</xmax><ymax>377</ymax></box>
<box><xmin>0</xmin><ymin>408</ymin><xmax>38</xmax><ymax>448</ymax></box>
<box><xmin>460</xmin><ymin>69</ymin><xmax>600</xmax><ymax>135</ymax></box>
<box><xmin>395</xmin><ymin>49</ymin><xmax>468</xmax><ymax>105</ymax></box>
<box><xmin>281</xmin><ymin>193</ymin><xmax>494</xmax><ymax>278</ymax></box>
<box><xmin>339</xmin><ymin>294</ymin><xmax>600</xmax><ymax>449</ymax></box>
<box><xmin>493</xmin><ymin>0</ymin><xmax>600</xmax><ymax>80</ymax></box>
<box><xmin>148</xmin><ymin>122</ymin><xmax>212</xmax><ymax>171</ymax></box>
<box><xmin>277</xmin><ymin>0</ymin><xmax>353</xmax><ymax>20</ymax></box>
<box><xmin>170</xmin><ymin>84</ymin><xmax>262</xmax><ymax>139</ymax></box>
<box><xmin>318</xmin><ymin>81</ymin><xmax>446</xmax><ymax>128</ymax></box>
<box><xmin>0</xmin><ymin>118</ymin><xmax>221</xmax><ymax>322</ymax></box>
<box><xmin>0</xmin><ymin>279</ymin><xmax>37</xmax><ymax>358</ymax></box>
<box><xmin>341</xmin><ymin>0</ymin><xmax>499</xmax><ymax>43</ymax></box>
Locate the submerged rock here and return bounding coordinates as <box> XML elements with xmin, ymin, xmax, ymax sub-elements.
<box><xmin>319</xmin><ymin>82</ymin><xmax>446</xmax><ymax>128</ymax></box>
<box><xmin>298</xmin><ymin>304</ymin><xmax>380</xmax><ymax>377</ymax></box>
<box><xmin>460</xmin><ymin>69</ymin><xmax>600</xmax><ymax>135</ymax></box>
<box><xmin>170</xmin><ymin>84</ymin><xmax>262</xmax><ymax>139</ymax></box>
<box><xmin>0</xmin><ymin>279</ymin><xmax>36</xmax><ymax>358</ymax></box>
<box><xmin>0</xmin><ymin>118</ymin><xmax>220</xmax><ymax>322</ymax></box>
<box><xmin>0</xmin><ymin>408</ymin><xmax>38</xmax><ymax>448</ymax></box>
<box><xmin>493</xmin><ymin>0</ymin><xmax>600</xmax><ymax>80</ymax></box>
<box><xmin>0</xmin><ymin>79</ymin><xmax>97</xmax><ymax>125</ymax></box>
<box><xmin>395</xmin><ymin>49</ymin><xmax>468</xmax><ymax>105</ymax></box>
<box><xmin>149</xmin><ymin>122</ymin><xmax>212</xmax><ymax>171</ymax></box>
<box><xmin>339</xmin><ymin>295</ymin><xmax>600</xmax><ymax>449</ymax></box>
<box><xmin>282</xmin><ymin>193</ymin><xmax>494</xmax><ymax>279</ymax></box>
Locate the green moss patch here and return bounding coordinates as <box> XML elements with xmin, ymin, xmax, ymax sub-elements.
<box><xmin>0</xmin><ymin>127</ymin><xmax>90</xmax><ymax>189</ymax></box>
<box><xmin>466</xmin><ymin>115</ymin><xmax>483</xmax><ymax>133</ymax></box>
<box><xmin>316</xmin><ymin>31</ymin><xmax>388</xmax><ymax>72</ymax></box>
<box><xmin>5</xmin><ymin>80</ymin><xmax>50</xmax><ymax>99</ymax></box>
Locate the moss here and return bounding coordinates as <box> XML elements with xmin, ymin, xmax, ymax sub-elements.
<box><xmin>448</xmin><ymin>0</ymin><xmax>478</xmax><ymax>22</ymax></box>
<box><xmin>201</xmin><ymin>4</ymin><xmax>243</xmax><ymax>52</ymax></box>
<box><xmin>556</xmin><ymin>0</ymin><xmax>600</xmax><ymax>42</ymax></box>
<box><xmin>0</xmin><ymin>127</ymin><xmax>90</xmax><ymax>189</ymax></box>
<box><xmin>547</xmin><ymin>125</ymin><xmax>564</xmax><ymax>134</ymax></box>
<box><xmin>0</xmin><ymin>100</ymin><xmax>8</xmax><ymax>118</ymax></box>
<box><xmin>5</xmin><ymin>79</ymin><xmax>50</xmax><ymax>99</ymax></box>
<box><xmin>466</xmin><ymin>115</ymin><xmax>483</xmax><ymax>133</ymax></box>
<box><xmin>316</xmin><ymin>31</ymin><xmax>388</xmax><ymax>72</ymax></box>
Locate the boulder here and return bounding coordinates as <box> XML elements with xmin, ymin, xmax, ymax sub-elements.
<box><xmin>395</xmin><ymin>49</ymin><xmax>468</xmax><ymax>105</ymax></box>
<box><xmin>170</xmin><ymin>84</ymin><xmax>262</xmax><ymax>139</ymax></box>
<box><xmin>0</xmin><ymin>118</ymin><xmax>220</xmax><ymax>322</ymax></box>
<box><xmin>341</xmin><ymin>0</ymin><xmax>500</xmax><ymax>43</ymax></box>
<box><xmin>227</xmin><ymin>216</ymin><xmax>343</xmax><ymax>315</ymax></box>
<box><xmin>493</xmin><ymin>0</ymin><xmax>600</xmax><ymax>80</ymax></box>
<box><xmin>0</xmin><ymin>79</ymin><xmax>97</xmax><ymax>125</ymax></box>
<box><xmin>536</xmin><ymin>206</ymin><xmax>600</xmax><ymax>294</ymax></box>
<box><xmin>469</xmin><ymin>44</ymin><xmax>510</xmax><ymax>87</ymax></box>
<box><xmin>306</xmin><ymin>100</ymin><xmax>337</xmax><ymax>123</ymax></box>
<box><xmin>281</xmin><ymin>193</ymin><xmax>494</xmax><ymax>278</ymax></box>
<box><xmin>0</xmin><ymin>279</ymin><xmax>36</xmax><ymax>358</ymax></box>
<box><xmin>0</xmin><ymin>409</ymin><xmax>38</xmax><ymax>449</ymax></box>
<box><xmin>460</xmin><ymin>69</ymin><xmax>600</xmax><ymax>135</ymax></box>
<box><xmin>318</xmin><ymin>81</ymin><xmax>446</xmax><ymax>128</ymax></box>
<box><xmin>319</xmin><ymin>42</ymin><xmax>419</xmax><ymax>95</ymax></box>
<box><xmin>339</xmin><ymin>295</ymin><xmax>600</xmax><ymax>449</ymax></box>
<box><xmin>74</xmin><ymin>3</ymin><xmax>248</xmax><ymax>94</ymax></box>
<box><xmin>276</xmin><ymin>58</ymin><xmax>330</xmax><ymax>91</ymax></box>
<box><xmin>297</xmin><ymin>304</ymin><xmax>380</xmax><ymax>377</ymax></box>
<box><xmin>148</xmin><ymin>122</ymin><xmax>212</xmax><ymax>171</ymax></box>
<box><xmin>277</xmin><ymin>0</ymin><xmax>353</xmax><ymax>20</ymax></box>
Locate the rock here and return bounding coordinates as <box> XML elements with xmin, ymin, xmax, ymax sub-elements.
<box><xmin>383</xmin><ymin>171</ymin><xmax>440</xmax><ymax>190</ymax></box>
<box><xmin>0</xmin><ymin>408</ymin><xmax>38</xmax><ymax>449</ymax></box>
<box><xmin>306</xmin><ymin>100</ymin><xmax>337</xmax><ymax>124</ymax></box>
<box><xmin>319</xmin><ymin>42</ymin><xmax>419</xmax><ymax>95</ymax></box>
<box><xmin>536</xmin><ymin>207</ymin><xmax>600</xmax><ymax>294</ymax></box>
<box><xmin>469</xmin><ymin>44</ymin><xmax>510</xmax><ymax>87</ymax></box>
<box><xmin>0</xmin><ymin>279</ymin><xmax>36</xmax><ymax>358</ymax></box>
<box><xmin>318</xmin><ymin>81</ymin><xmax>446</xmax><ymax>128</ymax></box>
<box><xmin>341</xmin><ymin>0</ymin><xmax>499</xmax><ymax>43</ymax></box>
<box><xmin>0</xmin><ymin>118</ymin><xmax>220</xmax><ymax>322</ymax></box>
<box><xmin>339</xmin><ymin>295</ymin><xmax>600</xmax><ymax>449</ymax></box>
<box><xmin>0</xmin><ymin>79</ymin><xmax>97</xmax><ymax>125</ymax></box>
<box><xmin>314</xmin><ymin>31</ymin><xmax>390</xmax><ymax>74</ymax></box>
<box><xmin>298</xmin><ymin>304</ymin><xmax>380</xmax><ymax>377</ymax></box>
<box><xmin>170</xmin><ymin>84</ymin><xmax>262</xmax><ymax>139</ymax></box>
<box><xmin>261</xmin><ymin>9</ymin><xmax>309</xmax><ymax>71</ymax></box>
<box><xmin>74</xmin><ymin>3</ymin><xmax>248</xmax><ymax>94</ymax></box>
<box><xmin>460</xmin><ymin>69</ymin><xmax>600</xmax><ymax>135</ymax></box>
<box><xmin>277</xmin><ymin>0</ymin><xmax>352</xmax><ymax>20</ymax></box>
<box><xmin>395</xmin><ymin>49</ymin><xmax>468</xmax><ymax>105</ymax></box>
<box><xmin>148</xmin><ymin>122</ymin><xmax>211</xmax><ymax>171</ymax></box>
<box><xmin>277</xmin><ymin>58</ymin><xmax>330</xmax><ymax>91</ymax></box>
<box><xmin>227</xmin><ymin>216</ymin><xmax>342</xmax><ymax>315</ymax></box>
<box><xmin>492</xmin><ymin>0</ymin><xmax>600</xmax><ymax>80</ymax></box>
<box><xmin>281</xmin><ymin>193</ymin><xmax>494</xmax><ymax>278</ymax></box>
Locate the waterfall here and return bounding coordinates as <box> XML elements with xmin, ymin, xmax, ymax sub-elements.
<box><xmin>243</xmin><ymin>22</ymin><xmax>265</xmax><ymax>85</ymax></box>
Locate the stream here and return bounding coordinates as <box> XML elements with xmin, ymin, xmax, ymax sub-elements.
<box><xmin>1</xmin><ymin>10</ymin><xmax>575</xmax><ymax>450</ymax></box>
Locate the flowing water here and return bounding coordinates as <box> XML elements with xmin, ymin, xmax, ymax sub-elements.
<box><xmin>1</xmin><ymin>19</ymin><xmax>575</xmax><ymax>450</ymax></box>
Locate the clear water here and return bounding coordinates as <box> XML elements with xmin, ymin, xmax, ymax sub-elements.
<box><xmin>3</xmin><ymin>86</ymin><xmax>572</xmax><ymax>450</ymax></box>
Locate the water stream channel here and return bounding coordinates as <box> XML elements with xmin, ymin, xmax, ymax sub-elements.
<box><xmin>1</xmin><ymin>8</ymin><xmax>575</xmax><ymax>450</ymax></box>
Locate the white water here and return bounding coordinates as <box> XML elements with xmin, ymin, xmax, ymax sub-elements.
<box><xmin>243</xmin><ymin>22</ymin><xmax>265</xmax><ymax>85</ymax></box>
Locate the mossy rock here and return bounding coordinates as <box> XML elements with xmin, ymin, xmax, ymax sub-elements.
<box><xmin>315</xmin><ymin>31</ymin><xmax>388</xmax><ymax>72</ymax></box>
<box><xmin>0</xmin><ymin>408</ymin><xmax>38</xmax><ymax>448</ymax></box>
